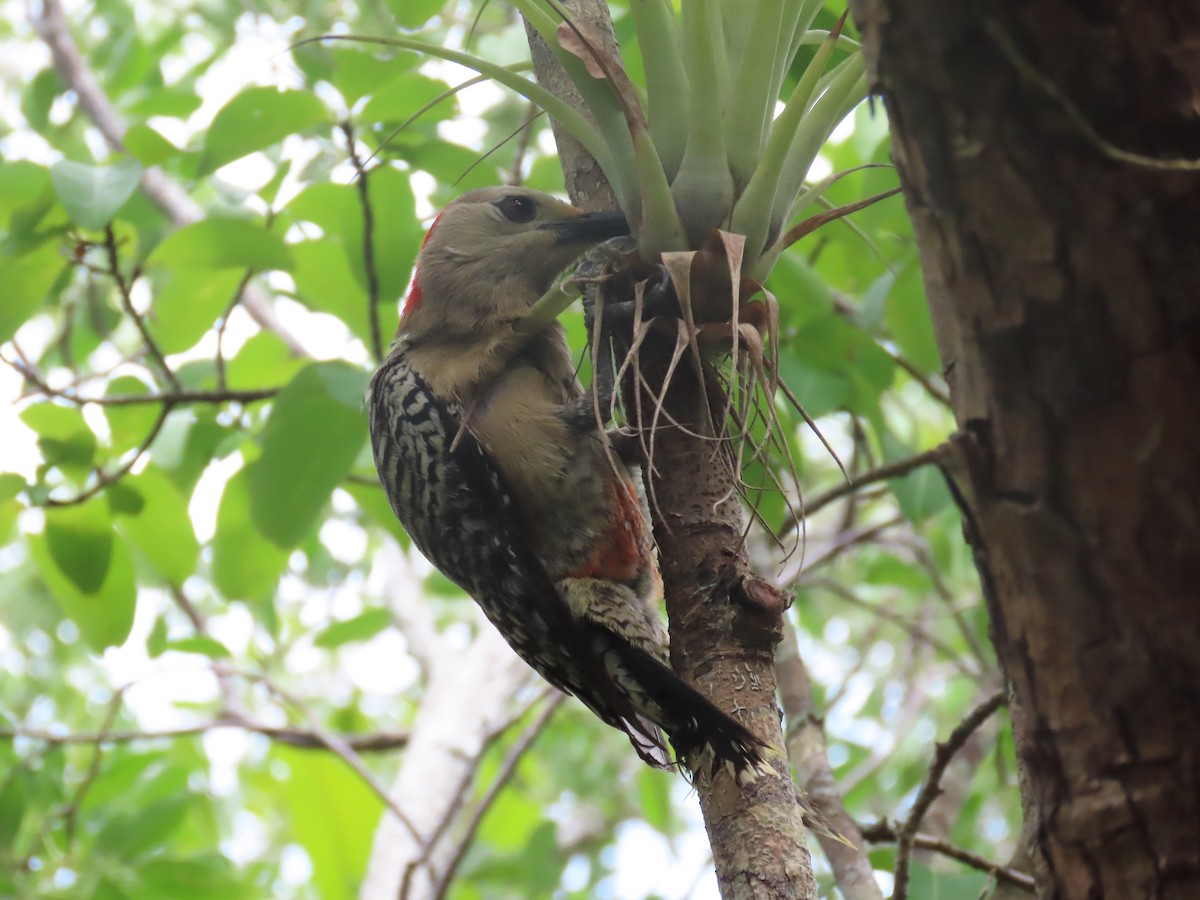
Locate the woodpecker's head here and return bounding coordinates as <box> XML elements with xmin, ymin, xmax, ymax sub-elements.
<box><xmin>399</xmin><ymin>187</ymin><xmax>628</xmax><ymax>342</ymax></box>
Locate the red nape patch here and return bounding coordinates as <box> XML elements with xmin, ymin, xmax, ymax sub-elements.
<box><xmin>402</xmin><ymin>212</ymin><xmax>443</xmax><ymax>316</ymax></box>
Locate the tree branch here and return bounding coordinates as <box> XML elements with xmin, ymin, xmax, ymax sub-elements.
<box><xmin>44</xmin><ymin>401</ymin><xmax>172</xmax><ymax>508</ymax></box>
<box><xmin>429</xmin><ymin>694</ymin><xmax>564</xmax><ymax>900</ymax></box>
<box><xmin>892</xmin><ymin>689</ymin><xmax>1006</xmax><ymax>900</ymax></box>
<box><xmin>31</xmin><ymin>0</ymin><xmax>310</xmax><ymax>357</ymax></box>
<box><xmin>776</xmin><ymin>619</ymin><xmax>883</xmax><ymax>900</ymax></box>
<box><xmin>342</xmin><ymin>121</ymin><xmax>384</xmax><ymax>363</ymax></box>
<box><xmin>360</xmin><ymin>628</ymin><xmax>534</xmax><ymax>899</ymax></box>
<box><xmin>0</xmin><ymin>719</ymin><xmax>410</xmax><ymax>752</ymax></box>
<box><xmin>861</xmin><ymin>820</ymin><xmax>1034</xmax><ymax>892</ymax></box>
<box><xmin>779</xmin><ymin>443</ymin><xmax>950</xmax><ymax>538</ymax></box>
<box><xmin>102</xmin><ymin>225</ymin><xmax>179</xmax><ymax>389</ymax></box>
<box><xmin>2</xmin><ymin>353</ymin><xmax>278</xmax><ymax>406</ymax></box>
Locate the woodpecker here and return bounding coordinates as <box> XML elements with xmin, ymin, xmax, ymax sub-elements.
<box><xmin>368</xmin><ymin>187</ymin><xmax>767</xmax><ymax>779</ymax></box>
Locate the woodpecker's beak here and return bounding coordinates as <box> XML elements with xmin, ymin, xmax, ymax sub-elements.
<box><xmin>539</xmin><ymin>210</ymin><xmax>629</xmax><ymax>245</ymax></box>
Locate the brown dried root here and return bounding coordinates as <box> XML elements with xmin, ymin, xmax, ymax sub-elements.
<box><xmin>577</xmin><ymin>229</ymin><xmax>850</xmax><ymax>558</ymax></box>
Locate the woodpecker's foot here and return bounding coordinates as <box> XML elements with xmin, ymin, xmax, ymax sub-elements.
<box><xmin>597</xmin><ymin>263</ymin><xmax>679</xmax><ymax>324</ymax></box>
<box><xmin>563</xmin><ymin>387</ymin><xmax>614</xmax><ymax>433</ymax></box>
<box><xmin>606</xmin><ymin>426</ymin><xmax>642</xmax><ymax>464</ymax></box>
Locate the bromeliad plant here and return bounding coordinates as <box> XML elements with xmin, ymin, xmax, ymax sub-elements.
<box><xmin>314</xmin><ymin>0</ymin><xmax>891</xmax><ymax>504</ymax></box>
<box><xmin>318</xmin><ymin>0</ymin><xmax>877</xmax><ymax>287</ymax></box>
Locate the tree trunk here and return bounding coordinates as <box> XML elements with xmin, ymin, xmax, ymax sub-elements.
<box><xmin>525</xmin><ymin>3</ymin><xmax>817</xmax><ymax>897</ymax></box>
<box><xmin>849</xmin><ymin>2</ymin><xmax>1200</xmax><ymax>896</ymax></box>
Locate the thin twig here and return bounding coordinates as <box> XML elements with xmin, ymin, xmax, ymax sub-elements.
<box><xmin>1</xmin><ymin>354</ymin><xmax>277</xmax><ymax>407</ymax></box>
<box><xmin>62</xmin><ymin>686</ymin><xmax>126</xmax><ymax>846</ymax></box>
<box><xmin>103</xmin><ymin>225</ymin><xmax>179</xmax><ymax>390</ymax></box>
<box><xmin>397</xmin><ymin>686</ymin><xmax>553</xmax><ymax>898</ymax></box>
<box><xmin>0</xmin><ymin>720</ymin><xmax>410</xmax><ymax>752</ymax></box>
<box><xmin>452</xmin><ymin>108</ymin><xmax>546</xmax><ymax>189</ymax></box>
<box><xmin>892</xmin><ymin>689</ymin><xmax>1007</xmax><ymax>900</ymax></box>
<box><xmin>342</xmin><ymin>122</ymin><xmax>384</xmax><ymax>363</ymax></box>
<box><xmin>507</xmin><ymin>101</ymin><xmax>541</xmax><ymax>186</ymax></box>
<box><xmin>889</xmin><ymin>347</ymin><xmax>951</xmax><ymax>406</ymax></box>
<box><xmin>32</xmin><ymin>0</ymin><xmax>310</xmax><ymax>356</ymax></box>
<box><xmin>861</xmin><ymin>820</ymin><xmax>1034</xmax><ymax>892</ymax></box>
<box><xmin>430</xmin><ymin>695</ymin><xmax>563</xmax><ymax>899</ymax></box>
<box><xmin>799</xmin><ymin>576</ymin><xmax>980</xmax><ymax>678</ymax></box>
<box><xmin>214</xmin><ymin>267</ymin><xmax>257</xmax><ymax>390</ymax></box>
<box><xmin>780</xmin><ymin>516</ymin><xmax>903</xmax><ymax>582</ymax></box>
<box><xmin>232</xmin><ymin>670</ymin><xmax>423</xmax><ymax>844</ymax></box>
<box><xmin>779</xmin><ymin>443</ymin><xmax>951</xmax><ymax>538</ymax></box>
<box><xmin>45</xmin><ymin>401</ymin><xmax>173</xmax><ymax>507</ymax></box>
<box><xmin>910</xmin><ymin>542</ymin><xmax>991</xmax><ymax>671</ymax></box>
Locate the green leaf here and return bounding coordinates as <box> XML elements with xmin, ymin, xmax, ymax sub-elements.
<box><xmin>636</xmin><ymin>767</ymin><xmax>673</xmax><ymax>833</ymax></box>
<box><xmin>0</xmin><ymin>242</ymin><xmax>67</xmax><ymax>345</ymax></box>
<box><xmin>314</xmin><ymin>608</ymin><xmax>392</xmax><ymax>649</ymax></box>
<box><xmin>112</xmin><ymin>467</ymin><xmax>199</xmax><ymax>585</ymax></box>
<box><xmin>30</xmin><ymin>515</ymin><xmax>136</xmax><ymax>650</ymax></box>
<box><xmin>290</xmin><ymin>238</ymin><xmax>370</xmax><ymax>343</ymax></box>
<box><xmin>212</xmin><ymin>467</ymin><xmax>289</xmax><ymax>604</ymax></box>
<box><xmin>136</xmin><ymin>854</ymin><xmax>245</xmax><ymax>900</ymax></box>
<box><xmin>225</xmin><ymin>331</ymin><xmax>306</xmax><ymax>390</ymax></box>
<box><xmin>0</xmin><ymin>770</ymin><xmax>25</xmax><ymax>852</ymax></box>
<box><xmin>387</xmin><ymin>0</ymin><xmax>445</xmax><ymax>29</ymax></box>
<box><xmin>125</xmin><ymin>86</ymin><xmax>203</xmax><ymax>119</ymax></box>
<box><xmin>200</xmin><ymin>87</ymin><xmax>330</xmax><ymax>175</ymax></box>
<box><xmin>44</xmin><ymin>501</ymin><xmax>112</xmax><ymax>594</ymax></box>
<box><xmin>340</xmin><ymin>164</ymin><xmax>420</xmax><ymax>308</ymax></box>
<box><xmin>0</xmin><ymin>475</ymin><xmax>25</xmax><ymax>542</ymax></box>
<box><xmin>777</xmin><ymin>357</ymin><xmax>850</xmax><ymax>419</ymax></box>
<box><xmin>248</xmin><ymin>363</ymin><xmax>368</xmax><ymax>548</ymax></box>
<box><xmin>883</xmin><ymin>432</ymin><xmax>952</xmax><ymax>522</ymax></box>
<box><xmin>151</xmin><ymin>268</ymin><xmax>245</xmax><ymax>354</ymax></box>
<box><xmin>102</xmin><ymin>376</ymin><xmax>159</xmax><ymax>454</ymax></box>
<box><xmin>359</xmin><ymin>73</ymin><xmax>452</xmax><ymax>124</ymax></box>
<box><xmin>147</xmin><ymin>615</ymin><xmax>168</xmax><ymax>658</ymax></box>
<box><xmin>0</xmin><ymin>160</ymin><xmax>53</xmax><ymax>220</ymax></box>
<box><xmin>907</xmin><ymin>861</ymin><xmax>989</xmax><ymax>900</ymax></box>
<box><xmin>162</xmin><ymin>636</ymin><xmax>232</xmax><ymax>659</ymax></box>
<box><xmin>332</xmin><ymin>48</ymin><xmax>419</xmax><ymax>106</ymax></box>
<box><xmin>277</xmin><ymin>745</ymin><xmax>383</xmax><ymax>900</ymax></box>
<box><xmin>887</xmin><ymin>257</ymin><xmax>942</xmax><ymax>374</ymax></box>
<box><xmin>343</xmin><ymin>480</ymin><xmax>409</xmax><ymax>548</ymax></box>
<box><xmin>94</xmin><ymin>796</ymin><xmax>190</xmax><ymax>861</ymax></box>
<box><xmin>20</xmin><ymin>68</ymin><xmax>59</xmax><ymax>134</ymax></box>
<box><xmin>146</xmin><ymin>217</ymin><xmax>292</xmax><ymax>271</ymax></box>
<box><xmin>401</xmin><ymin>139</ymin><xmax>500</xmax><ymax>192</ymax></box>
<box><xmin>19</xmin><ymin>402</ymin><xmax>97</xmax><ymax>477</ymax></box>
<box><xmin>50</xmin><ymin>159</ymin><xmax>143</xmax><ymax>230</ymax></box>
<box><xmin>154</xmin><ymin>410</ymin><xmax>231</xmax><ymax>492</ymax></box>
<box><xmin>123</xmin><ymin>124</ymin><xmax>181</xmax><ymax>167</ymax></box>
<box><xmin>285</xmin><ymin>182</ymin><xmax>347</xmax><ymax>234</ymax></box>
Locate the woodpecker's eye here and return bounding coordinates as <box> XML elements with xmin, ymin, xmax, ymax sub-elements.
<box><xmin>495</xmin><ymin>195</ymin><xmax>537</xmax><ymax>223</ymax></box>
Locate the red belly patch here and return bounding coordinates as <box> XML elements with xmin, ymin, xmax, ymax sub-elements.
<box><xmin>569</xmin><ymin>475</ymin><xmax>653</xmax><ymax>583</ymax></box>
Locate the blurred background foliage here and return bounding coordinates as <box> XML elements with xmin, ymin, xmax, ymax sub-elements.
<box><xmin>0</xmin><ymin>0</ymin><xmax>1018</xmax><ymax>897</ymax></box>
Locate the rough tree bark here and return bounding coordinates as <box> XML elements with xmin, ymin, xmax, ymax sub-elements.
<box><xmin>525</xmin><ymin>3</ymin><xmax>818</xmax><ymax>897</ymax></box>
<box><xmin>849</xmin><ymin>2</ymin><xmax>1200</xmax><ymax>897</ymax></box>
